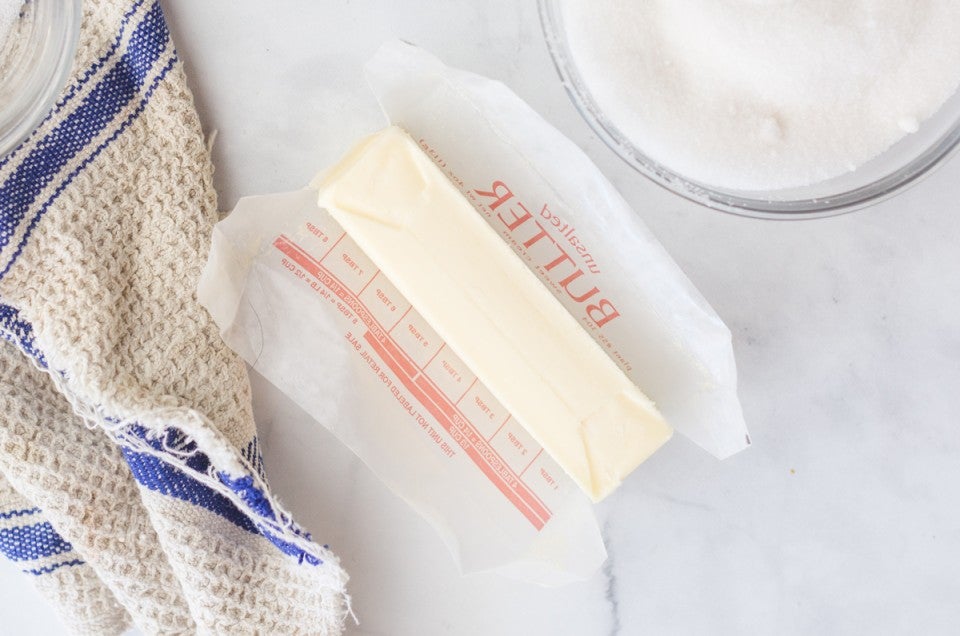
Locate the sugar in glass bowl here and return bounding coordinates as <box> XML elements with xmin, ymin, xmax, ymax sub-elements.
<box><xmin>539</xmin><ymin>0</ymin><xmax>960</xmax><ymax>219</ymax></box>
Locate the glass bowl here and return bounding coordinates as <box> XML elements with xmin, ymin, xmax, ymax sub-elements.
<box><xmin>0</xmin><ymin>0</ymin><xmax>81</xmax><ymax>158</ymax></box>
<box><xmin>538</xmin><ymin>0</ymin><xmax>960</xmax><ymax>219</ymax></box>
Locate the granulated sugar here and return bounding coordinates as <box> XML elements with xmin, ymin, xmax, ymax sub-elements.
<box><xmin>562</xmin><ymin>1</ymin><xmax>960</xmax><ymax>190</ymax></box>
<box><xmin>0</xmin><ymin>0</ymin><xmax>22</xmax><ymax>51</ymax></box>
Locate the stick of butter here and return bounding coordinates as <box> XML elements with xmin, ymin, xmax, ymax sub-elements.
<box><xmin>316</xmin><ymin>126</ymin><xmax>672</xmax><ymax>502</ymax></box>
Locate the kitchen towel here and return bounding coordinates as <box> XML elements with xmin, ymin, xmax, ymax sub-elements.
<box><xmin>0</xmin><ymin>0</ymin><xmax>348</xmax><ymax>633</ymax></box>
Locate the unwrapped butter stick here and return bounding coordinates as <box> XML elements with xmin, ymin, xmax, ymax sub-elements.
<box><xmin>316</xmin><ymin>126</ymin><xmax>672</xmax><ymax>501</ymax></box>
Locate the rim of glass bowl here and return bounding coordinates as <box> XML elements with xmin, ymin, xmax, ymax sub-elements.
<box><xmin>538</xmin><ymin>0</ymin><xmax>960</xmax><ymax>220</ymax></box>
<box><xmin>0</xmin><ymin>0</ymin><xmax>81</xmax><ymax>158</ymax></box>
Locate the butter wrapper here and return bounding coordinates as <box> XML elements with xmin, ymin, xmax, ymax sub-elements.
<box><xmin>198</xmin><ymin>41</ymin><xmax>748</xmax><ymax>585</ymax></box>
<box><xmin>364</xmin><ymin>41</ymin><xmax>749</xmax><ymax>459</ymax></box>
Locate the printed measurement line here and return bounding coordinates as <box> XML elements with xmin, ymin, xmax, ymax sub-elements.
<box><xmin>423</xmin><ymin>342</ymin><xmax>445</xmax><ymax>369</ymax></box>
<box><xmin>357</xmin><ymin>269</ymin><xmax>379</xmax><ymax>296</ymax></box>
<box><xmin>488</xmin><ymin>414</ymin><xmax>511</xmax><ymax>442</ymax></box>
<box><xmin>387</xmin><ymin>337</ymin><xmax>552</xmax><ymax>518</ymax></box>
<box><xmin>403</xmin><ymin>349</ymin><xmax>552</xmax><ymax>517</ymax></box>
<box><xmin>318</xmin><ymin>231</ymin><xmax>345</xmax><ymax>263</ymax></box>
<box><xmin>383</xmin><ymin>340</ymin><xmax>552</xmax><ymax>521</ymax></box>
<box><xmin>456</xmin><ymin>377</ymin><xmax>477</xmax><ymax>406</ymax></box>
<box><xmin>276</xmin><ymin>235</ymin><xmax>552</xmax><ymax>522</ymax></box>
<box><xmin>408</xmin><ymin>370</ymin><xmax>551</xmax><ymax>524</ymax></box>
<box><xmin>273</xmin><ymin>235</ymin><xmax>553</xmax><ymax>526</ymax></box>
<box><xmin>388</xmin><ymin>305</ymin><xmax>412</xmax><ymax>334</ymax></box>
<box><xmin>519</xmin><ymin>448</ymin><xmax>543</xmax><ymax>478</ymax></box>
<box><xmin>367</xmin><ymin>331</ymin><xmax>548</xmax><ymax>529</ymax></box>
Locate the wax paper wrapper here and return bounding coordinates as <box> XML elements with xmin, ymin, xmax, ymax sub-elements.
<box><xmin>198</xmin><ymin>41</ymin><xmax>749</xmax><ymax>585</ymax></box>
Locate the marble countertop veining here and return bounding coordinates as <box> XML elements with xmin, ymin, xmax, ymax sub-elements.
<box><xmin>3</xmin><ymin>2</ymin><xmax>959</xmax><ymax>634</ymax></box>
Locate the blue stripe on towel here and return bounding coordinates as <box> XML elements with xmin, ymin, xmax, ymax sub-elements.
<box><xmin>0</xmin><ymin>507</ymin><xmax>41</xmax><ymax>520</ymax></box>
<box><xmin>0</xmin><ymin>0</ymin><xmax>151</xmax><ymax>171</ymax></box>
<box><xmin>0</xmin><ymin>303</ymin><xmax>47</xmax><ymax>367</ymax></box>
<box><xmin>217</xmin><ymin>471</ymin><xmax>322</xmax><ymax>565</ymax></box>
<box><xmin>25</xmin><ymin>558</ymin><xmax>85</xmax><ymax>576</ymax></box>
<box><xmin>241</xmin><ymin>437</ymin><xmax>267</xmax><ymax>479</ymax></box>
<box><xmin>0</xmin><ymin>521</ymin><xmax>75</xmax><ymax>562</ymax></box>
<box><xmin>0</xmin><ymin>51</ymin><xmax>178</xmax><ymax>282</ymax></box>
<box><xmin>121</xmin><ymin>427</ymin><xmax>260</xmax><ymax>535</ymax></box>
<box><xmin>122</xmin><ymin>427</ymin><xmax>321</xmax><ymax>564</ymax></box>
<box><xmin>0</xmin><ymin>0</ymin><xmax>326</xmax><ymax>567</ymax></box>
<box><xmin>0</xmin><ymin>1</ymin><xmax>171</xmax><ymax>279</ymax></box>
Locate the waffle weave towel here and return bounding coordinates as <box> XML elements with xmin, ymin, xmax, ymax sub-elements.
<box><xmin>0</xmin><ymin>1</ymin><xmax>348</xmax><ymax>633</ymax></box>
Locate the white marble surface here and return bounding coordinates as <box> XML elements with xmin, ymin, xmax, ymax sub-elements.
<box><xmin>4</xmin><ymin>1</ymin><xmax>960</xmax><ymax>634</ymax></box>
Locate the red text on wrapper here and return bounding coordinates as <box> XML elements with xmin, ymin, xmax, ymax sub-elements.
<box><xmin>474</xmin><ymin>181</ymin><xmax>620</xmax><ymax>328</ymax></box>
<box><xmin>273</xmin><ymin>233</ymin><xmax>558</xmax><ymax>530</ymax></box>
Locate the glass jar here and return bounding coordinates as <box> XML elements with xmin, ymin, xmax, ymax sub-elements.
<box><xmin>0</xmin><ymin>0</ymin><xmax>81</xmax><ymax>158</ymax></box>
